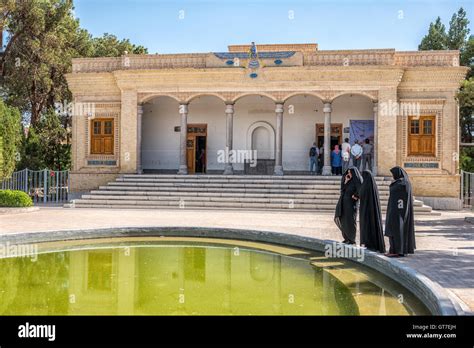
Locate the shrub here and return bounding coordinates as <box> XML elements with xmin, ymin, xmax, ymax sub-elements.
<box><xmin>0</xmin><ymin>190</ymin><xmax>33</xmax><ymax>207</ymax></box>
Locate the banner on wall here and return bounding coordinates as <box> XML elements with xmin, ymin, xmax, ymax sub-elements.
<box><xmin>349</xmin><ymin>120</ymin><xmax>374</xmax><ymax>144</ymax></box>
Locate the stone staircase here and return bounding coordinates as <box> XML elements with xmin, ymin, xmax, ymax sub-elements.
<box><xmin>68</xmin><ymin>174</ymin><xmax>434</xmax><ymax>214</ymax></box>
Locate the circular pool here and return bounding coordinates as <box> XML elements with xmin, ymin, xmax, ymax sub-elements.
<box><xmin>0</xmin><ymin>236</ymin><xmax>429</xmax><ymax>315</ymax></box>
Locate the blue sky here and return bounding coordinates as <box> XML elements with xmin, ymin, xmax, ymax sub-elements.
<box><xmin>74</xmin><ymin>0</ymin><xmax>474</xmax><ymax>53</ymax></box>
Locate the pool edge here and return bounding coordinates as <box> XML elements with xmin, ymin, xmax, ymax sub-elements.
<box><xmin>0</xmin><ymin>226</ymin><xmax>465</xmax><ymax>316</ymax></box>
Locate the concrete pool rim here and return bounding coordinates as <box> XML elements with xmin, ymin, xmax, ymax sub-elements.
<box><xmin>0</xmin><ymin>226</ymin><xmax>466</xmax><ymax>316</ymax></box>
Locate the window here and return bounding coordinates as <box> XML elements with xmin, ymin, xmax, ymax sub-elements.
<box><xmin>408</xmin><ymin>116</ymin><xmax>435</xmax><ymax>156</ymax></box>
<box><xmin>90</xmin><ymin>118</ymin><xmax>114</xmax><ymax>155</ymax></box>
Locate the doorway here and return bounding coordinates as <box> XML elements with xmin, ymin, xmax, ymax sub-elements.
<box><xmin>315</xmin><ymin>123</ymin><xmax>343</xmax><ymax>150</ymax></box>
<box><xmin>186</xmin><ymin>124</ymin><xmax>207</xmax><ymax>174</ymax></box>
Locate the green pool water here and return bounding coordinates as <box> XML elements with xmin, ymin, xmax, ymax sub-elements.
<box><xmin>0</xmin><ymin>237</ymin><xmax>429</xmax><ymax>315</ymax></box>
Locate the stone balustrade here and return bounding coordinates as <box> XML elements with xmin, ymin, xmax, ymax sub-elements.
<box><xmin>304</xmin><ymin>49</ymin><xmax>396</xmax><ymax>66</ymax></box>
<box><xmin>71</xmin><ymin>49</ymin><xmax>461</xmax><ymax>73</ymax></box>
<box><xmin>394</xmin><ymin>50</ymin><xmax>460</xmax><ymax>67</ymax></box>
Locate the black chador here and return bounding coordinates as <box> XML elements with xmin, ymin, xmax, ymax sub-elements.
<box><xmin>384</xmin><ymin>166</ymin><xmax>416</xmax><ymax>256</ymax></box>
<box><xmin>359</xmin><ymin>170</ymin><xmax>386</xmax><ymax>253</ymax></box>
<box><xmin>334</xmin><ymin>167</ymin><xmax>362</xmax><ymax>244</ymax></box>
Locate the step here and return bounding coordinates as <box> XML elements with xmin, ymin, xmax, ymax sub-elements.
<box><xmin>87</xmin><ymin>191</ymin><xmax>390</xmax><ymax>200</ymax></box>
<box><xmin>96</xmin><ymin>186</ymin><xmax>390</xmax><ymax>196</ymax></box>
<box><xmin>116</xmin><ymin>177</ymin><xmax>392</xmax><ymax>184</ymax></box>
<box><xmin>69</xmin><ymin>174</ymin><xmax>433</xmax><ymax>215</ymax></box>
<box><xmin>70</xmin><ymin>199</ymin><xmax>435</xmax><ymax>214</ymax></box>
<box><xmin>121</xmin><ymin>174</ymin><xmax>392</xmax><ymax>180</ymax></box>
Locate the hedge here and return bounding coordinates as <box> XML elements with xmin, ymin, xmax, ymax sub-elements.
<box><xmin>0</xmin><ymin>190</ymin><xmax>33</xmax><ymax>207</ymax></box>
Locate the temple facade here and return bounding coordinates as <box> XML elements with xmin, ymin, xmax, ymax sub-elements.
<box><xmin>66</xmin><ymin>43</ymin><xmax>468</xmax><ymax>208</ymax></box>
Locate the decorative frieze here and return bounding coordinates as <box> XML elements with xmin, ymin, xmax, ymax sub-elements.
<box><xmin>70</xmin><ymin>48</ymin><xmax>463</xmax><ymax>73</ymax></box>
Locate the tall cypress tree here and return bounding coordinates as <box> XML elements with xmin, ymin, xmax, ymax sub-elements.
<box><xmin>419</xmin><ymin>17</ymin><xmax>448</xmax><ymax>50</ymax></box>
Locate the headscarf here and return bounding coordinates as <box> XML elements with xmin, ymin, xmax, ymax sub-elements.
<box><xmin>341</xmin><ymin>166</ymin><xmax>363</xmax><ymax>190</ymax></box>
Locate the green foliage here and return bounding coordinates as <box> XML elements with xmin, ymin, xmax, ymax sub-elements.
<box><xmin>1</xmin><ymin>0</ymin><xmax>147</xmax><ymax>169</ymax></box>
<box><xmin>457</xmin><ymin>78</ymin><xmax>474</xmax><ymax>144</ymax></box>
<box><xmin>0</xmin><ymin>100</ymin><xmax>22</xmax><ymax>180</ymax></box>
<box><xmin>1</xmin><ymin>0</ymin><xmax>147</xmax><ymax>127</ymax></box>
<box><xmin>419</xmin><ymin>17</ymin><xmax>448</xmax><ymax>50</ymax></box>
<box><xmin>17</xmin><ymin>126</ymin><xmax>45</xmax><ymax>171</ymax></box>
<box><xmin>90</xmin><ymin>33</ymin><xmax>148</xmax><ymax>57</ymax></box>
<box><xmin>0</xmin><ymin>190</ymin><xmax>33</xmax><ymax>207</ymax></box>
<box><xmin>419</xmin><ymin>8</ymin><xmax>473</xmax><ymax>77</ymax></box>
<box><xmin>447</xmin><ymin>8</ymin><xmax>471</xmax><ymax>50</ymax></box>
<box><xmin>17</xmin><ymin>110</ymin><xmax>70</xmax><ymax>171</ymax></box>
<box><xmin>1</xmin><ymin>0</ymin><xmax>93</xmax><ymax>125</ymax></box>
<box><xmin>460</xmin><ymin>147</ymin><xmax>474</xmax><ymax>172</ymax></box>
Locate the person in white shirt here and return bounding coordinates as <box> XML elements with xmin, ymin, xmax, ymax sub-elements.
<box><xmin>341</xmin><ymin>138</ymin><xmax>351</xmax><ymax>172</ymax></box>
<box><xmin>351</xmin><ymin>140</ymin><xmax>363</xmax><ymax>171</ymax></box>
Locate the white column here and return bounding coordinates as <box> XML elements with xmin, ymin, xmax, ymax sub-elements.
<box><xmin>274</xmin><ymin>102</ymin><xmax>284</xmax><ymax>176</ymax></box>
<box><xmin>223</xmin><ymin>103</ymin><xmax>234</xmax><ymax>175</ymax></box>
<box><xmin>137</xmin><ymin>104</ymin><xmax>143</xmax><ymax>174</ymax></box>
<box><xmin>322</xmin><ymin>102</ymin><xmax>332</xmax><ymax>176</ymax></box>
<box><xmin>177</xmin><ymin>103</ymin><xmax>188</xmax><ymax>175</ymax></box>
<box><xmin>373</xmin><ymin>101</ymin><xmax>378</xmax><ymax>176</ymax></box>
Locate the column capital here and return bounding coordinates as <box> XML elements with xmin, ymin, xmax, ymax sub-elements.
<box><xmin>179</xmin><ymin>103</ymin><xmax>189</xmax><ymax>114</ymax></box>
<box><xmin>137</xmin><ymin>104</ymin><xmax>144</xmax><ymax>115</ymax></box>
<box><xmin>275</xmin><ymin>102</ymin><xmax>284</xmax><ymax>113</ymax></box>
<box><xmin>323</xmin><ymin>102</ymin><xmax>332</xmax><ymax>113</ymax></box>
<box><xmin>373</xmin><ymin>100</ymin><xmax>378</xmax><ymax>109</ymax></box>
<box><xmin>225</xmin><ymin>103</ymin><xmax>234</xmax><ymax>114</ymax></box>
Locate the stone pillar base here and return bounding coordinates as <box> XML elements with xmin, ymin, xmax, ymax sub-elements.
<box><xmin>223</xmin><ymin>164</ymin><xmax>234</xmax><ymax>175</ymax></box>
<box><xmin>322</xmin><ymin>166</ymin><xmax>332</xmax><ymax>176</ymax></box>
<box><xmin>273</xmin><ymin>165</ymin><xmax>284</xmax><ymax>176</ymax></box>
<box><xmin>177</xmin><ymin>165</ymin><xmax>188</xmax><ymax>175</ymax></box>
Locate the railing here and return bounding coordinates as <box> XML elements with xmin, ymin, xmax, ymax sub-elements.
<box><xmin>461</xmin><ymin>170</ymin><xmax>474</xmax><ymax>210</ymax></box>
<box><xmin>71</xmin><ymin>49</ymin><xmax>461</xmax><ymax>73</ymax></box>
<box><xmin>72</xmin><ymin>54</ymin><xmax>207</xmax><ymax>73</ymax></box>
<box><xmin>1</xmin><ymin>169</ymin><xmax>70</xmax><ymax>203</ymax></box>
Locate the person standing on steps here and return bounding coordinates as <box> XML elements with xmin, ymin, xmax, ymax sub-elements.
<box><xmin>362</xmin><ymin>138</ymin><xmax>374</xmax><ymax>172</ymax></box>
<box><xmin>334</xmin><ymin>167</ymin><xmax>363</xmax><ymax>245</ymax></box>
<box><xmin>351</xmin><ymin>140</ymin><xmax>363</xmax><ymax>171</ymax></box>
<box><xmin>309</xmin><ymin>142</ymin><xmax>319</xmax><ymax>175</ymax></box>
<box><xmin>331</xmin><ymin>144</ymin><xmax>342</xmax><ymax>175</ymax></box>
<box><xmin>341</xmin><ymin>138</ymin><xmax>351</xmax><ymax>173</ymax></box>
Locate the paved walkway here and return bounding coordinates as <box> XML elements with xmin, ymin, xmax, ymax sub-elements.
<box><xmin>1</xmin><ymin>207</ymin><xmax>473</xmax><ymax>313</ymax></box>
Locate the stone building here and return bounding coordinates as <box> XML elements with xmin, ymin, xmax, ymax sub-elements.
<box><xmin>66</xmin><ymin>43</ymin><xmax>469</xmax><ymax>209</ymax></box>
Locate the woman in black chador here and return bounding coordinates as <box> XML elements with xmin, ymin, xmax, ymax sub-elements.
<box><xmin>359</xmin><ymin>170</ymin><xmax>386</xmax><ymax>253</ymax></box>
<box><xmin>384</xmin><ymin>166</ymin><xmax>416</xmax><ymax>257</ymax></box>
<box><xmin>334</xmin><ymin>167</ymin><xmax>362</xmax><ymax>244</ymax></box>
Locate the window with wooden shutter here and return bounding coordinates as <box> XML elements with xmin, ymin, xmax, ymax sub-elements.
<box><xmin>408</xmin><ymin>116</ymin><xmax>435</xmax><ymax>156</ymax></box>
<box><xmin>90</xmin><ymin>118</ymin><xmax>114</xmax><ymax>155</ymax></box>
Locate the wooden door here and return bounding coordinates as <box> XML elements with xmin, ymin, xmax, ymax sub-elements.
<box><xmin>186</xmin><ymin>124</ymin><xmax>207</xmax><ymax>174</ymax></box>
<box><xmin>315</xmin><ymin>123</ymin><xmax>343</xmax><ymax>147</ymax></box>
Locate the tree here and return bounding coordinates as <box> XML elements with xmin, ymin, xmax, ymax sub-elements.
<box><xmin>420</xmin><ymin>8</ymin><xmax>473</xmax><ymax>171</ymax></box>
<box><xmin>1</xmin><ymin>0</ymin><xmax>93</xmax><ymax>126</ymax></box>
<box><xmin>17</xmin><ymin>126</ymin><xmax>45</xmax><ymax>171</ymax></box>
<box><xmin>447</xmin><ymin>8</ymin><xmax>471</xmax><ymax>50</ymax></box>
<box><xmin>457</xmin><ymin>78</ymin><xmax>474</xmax><ymax>144</ymax></box>
<box><xmin>0</xmin><ymin>99</ymin><xmax>22</xmax><ymax>179</ymax></box>
<box><xmin>419</xmin><ymin>17</ymin><xmax>448</xmax><ymax>50</ymax></box>
<box><xmin>90</xmin><ymin>33</ymin><xmax>148</xmax><ymax>57</ymax></box>
<box><xmin>1</xmin><ymin>0</ymin><xmax>147</xmax><ymax>171</ymax></box>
